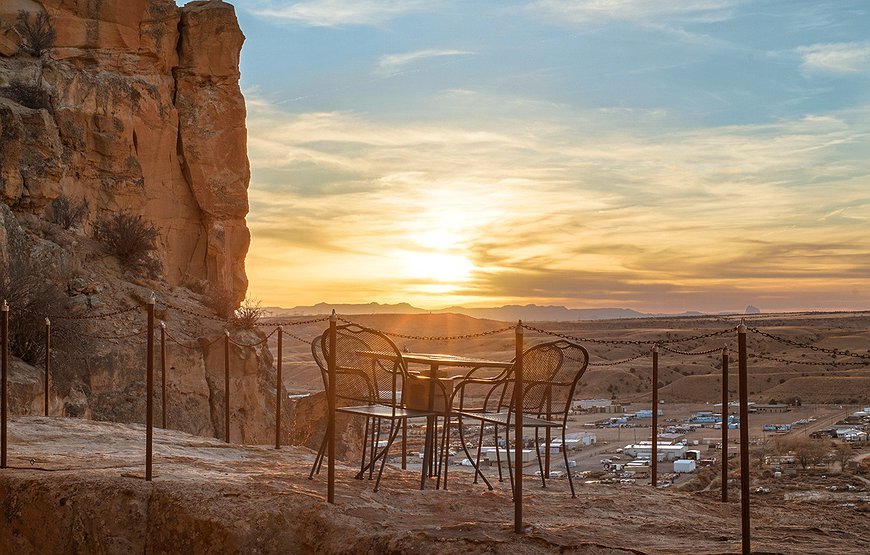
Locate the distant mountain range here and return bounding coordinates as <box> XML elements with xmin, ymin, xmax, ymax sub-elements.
<box><xmin>263</xmin><ymin>302</ymin><xmax>730</xmax><ymax>322</ymax></box>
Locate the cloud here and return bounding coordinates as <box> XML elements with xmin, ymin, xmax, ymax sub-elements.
<box><xmin>377</xmin><ymin>49</ymin><xmax>473</xmax><ymax>75</ymax></box>
<box><xmin>527</xmin><ymin>0</ymin><xmax>741</xmax><ymax>25</ymax></box>
<box><xmin>244</xmin><ymin>92</ymin><xmax>870</xmax><ymax>312</ymax></box>
<box><xmin>798</xmin><ymin>42</ymin><xmax>870</xmax><ymax>74</ymax></box>
<box><xmin>249</xmin><ymin>0</ymin><xmax>439</xmax><ymax>27</ymax></box>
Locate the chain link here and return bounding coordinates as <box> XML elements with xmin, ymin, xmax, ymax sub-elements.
<box><xmin>67</xmin><ymin>327</ymin><xmax>148</xmax><ymax>341</ymax></box>
<box><xmin>747</xmin><ymin>326</ymin><xmax>870</xmax><ymax>360</ymax></box>
<box><xmin>523</xmin><ymin>324</ymin><xmax>735</xmax><ymax>346</ymax></box>
<box><xmin>227</xmin><ymin>326</ymin><xmax>279</xmax><ymax>348</ymax></box>
<box><xmin>752</xmin><ymin>353</ymin><xmax>869</xmax><ymax>367</ymax></box>
<box><xmin>659</xmin><ymin>344</ymin><xmax>725</xmax><ymax>357</ymax></box>
<box><xmin>255</xmin><ymin>316</ymin><xmax>330</xmax><ymax>327</ymax></box>
<box><xmin>588</xmin><ymin>352</ymin><xmax>648</xmax><ymax>367</ymax></box>
<box><xmin>157</xmin><ymin>299</ymin><xmax>228</xmax><ymax>323</ymax></box>
<box><xmin>163</xmin><ymin>326</ymin><xmax>224</xmax><ymax>349</ymax></box>
<box><xmin>336</xmin><ymin>315</ymin><xmax>514</xmax><ymax>341</ymax></box>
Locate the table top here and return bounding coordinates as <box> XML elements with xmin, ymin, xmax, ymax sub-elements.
<box><xmin>356</xmin><ymin>350</ymin><xmax>513</xmax><ymax>369</ymax></box>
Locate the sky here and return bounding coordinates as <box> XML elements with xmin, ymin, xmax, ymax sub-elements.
<box><xmin>203</xmin><ymin>1</ymin><xmax>870</xmax><ymax>313</ymax></box>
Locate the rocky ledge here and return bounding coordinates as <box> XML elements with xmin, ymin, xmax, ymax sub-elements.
<box><xmin>2</xmin><ymin>417</ymin><xmax>868</xmax><ymax>554</ymax></box>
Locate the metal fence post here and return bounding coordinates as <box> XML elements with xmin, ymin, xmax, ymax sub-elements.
<box><xmin>225</xmin><ymin>330</ymin><xmax>231</xmax><ymax>443</ymax></box>
<box><xmin>327</xmin><ymin>311</ymin><xmax>337</xmax><ymax>504</ymax></box>
<box><xmin>651</xmin><ymin>344</ymin><xmax>658</xmax><ymax>487</ymax></box>
<box><xmin>160</xmin><ymin>322</ymin><xmax>166</xmax><ymax>429</ymax></box>
<box><xmin>1</xmin><ymin>300</ymin><xmax>8</xmax><ymax>469</ymax></box>
<box><xmin>738</xmin><ymin>323</ymin><xmax>750</xmax><ymax>554</ymax></box>
<box><xmin>514</xmin><ymin>320</ymin><xmax>524</xmax><ymax>533</ymax></box>
<box><xmin>44</xmin><ymin>318</ymin><xmax>51</xmax><ymax>417</ymax></box>
<box><xmin>146</xmin><ymin>296</ymin><xmax>154</xmax><ymax>481</ymax></box>
<box><xmin>721</xmin><ymin>346</ymin><xmax>729</xmax><ymax>503</ymax></box>
<box><xmin>275</xmin><ymin>326</ymin><xmax>283</xmax><ymax>449</ymax></box>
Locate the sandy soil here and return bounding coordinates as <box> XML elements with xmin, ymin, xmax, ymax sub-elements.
<box><xmin>2</xmin><ymin>417</ymin><xmax>867</xmax><ymax>554</ymax></box>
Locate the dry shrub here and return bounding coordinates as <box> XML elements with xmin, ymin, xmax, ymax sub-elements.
<box><xmin>48</xmin><ymin>195</ymin><xmax>89</xmax><ymax>230</ymax></box>
<box><xmin>0</xmin><ymin>81</ymin><xmax>50</xmax><ymax>110</ymax></box>
<box><xmin>15</xmin><ymin>10</ymin><xmax>56</xmax><ymax>57</ymax></box>
<box><xmin>94</xmin><ymin>212</ymin><xmax>161</xmax><ymax>278</ymax></box>
<box><xmin>232</xmin><ymin>298</ymin><xmax>265</xmax><ymax>329</ymax></box>
<box><xmin>0</xmin><ymin>250</ymin><xmax>88</xmax><ymax>366</ymax></box>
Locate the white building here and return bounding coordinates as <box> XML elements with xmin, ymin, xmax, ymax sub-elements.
<box><xmin>623</xmin><ymin>443</ymin><xmax>687</xmax><ymax>461</ymax></box>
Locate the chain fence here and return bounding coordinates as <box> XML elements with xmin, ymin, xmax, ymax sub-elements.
<box><xmin>747</xmin><ymin>326</ymin><xmax>870</xmax><ymax>360</ymax></box>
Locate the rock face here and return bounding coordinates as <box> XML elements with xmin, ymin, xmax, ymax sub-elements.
<box><xmin>0</xmin><ymin>0</ymin><xmax>250</xmax><ymax>304</ymax></box>
<box><xmin>0</xmin><ymin>1</ymin><xmax>282</xmax><ymax>444</ymax></box>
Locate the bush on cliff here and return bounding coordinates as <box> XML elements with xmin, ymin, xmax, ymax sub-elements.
<box><xmin>48</xmin><ymin>195</ymin><xmax>89</xmax><ymax>230</ymax></box>
<box><xmin>15</xmin><ymin>10</ymin><xmax>56</xmax><ymax>57</ymax></box>
<box><xmin>94</xmin><ymin>212</ymin><xmax>161</xmax><ymax>278</ymax></box>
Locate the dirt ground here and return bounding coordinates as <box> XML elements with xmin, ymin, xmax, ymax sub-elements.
<box><xmin>2</xmin><ymin>417</ymin><xmax>868</xmax><ymax>554</ymax></box>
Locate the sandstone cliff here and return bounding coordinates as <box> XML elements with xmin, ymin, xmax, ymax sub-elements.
<box><xmin>0</xmin><ymin>1</ymin><xmax>294</xmax><ymax>445</ymax></box>
<box><xmin>0</xmin><ymin>0</ymin><xmax>249</xmax><ymax>302</ymax></box>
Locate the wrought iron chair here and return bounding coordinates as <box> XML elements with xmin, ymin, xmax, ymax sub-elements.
<box><xmin>307</xmin><ymin>323</ymin><xmax>439</xmax><ymax>491</ymax></box>
<box><xmin>450</xmin><ymin>340</ymin><xmax>589</xmax><ymax>497</ymax></box>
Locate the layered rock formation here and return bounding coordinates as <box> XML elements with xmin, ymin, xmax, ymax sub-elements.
<box><xmin>0</xmin><ymin>1</ymin><xmax>289</xmax><ymax>444</ymax></box>
<box><xmin>0</xmin><ymin>0</ymin><xmax>249</xmax><ymax>303</ymax></box>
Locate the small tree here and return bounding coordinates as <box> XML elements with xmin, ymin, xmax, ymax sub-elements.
<box><xmin>834</xmin><ymin>443</ymin><xmax>853</xmax><ymax>473</ymax></box>
<box><xmin>15</xmin><ymin>10</ymin><xmax>56</xmax><ymax>57</ymax></box>
<box><xmin>94</xmin><ymin>212</ymin><xmax>161</xmax><ymax>277</ymax></box>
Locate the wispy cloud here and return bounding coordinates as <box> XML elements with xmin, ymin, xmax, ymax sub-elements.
<box><xmin>798</xmin><ymin>42</ymin><xmax>870</xmax><ymax>74</ymax></box>
<box><xmin>377</xmin><ymin>49</ymin><xmax>473</xmax><ymax>75</ymax></box>
<box><xmin>249</xmin><ymin>0</ymin><xmax>439</xmax><ymax>27</ymax></box>
<box><xmin>244</xmin><ymin>91</ymin><xmax>870</xmax><ymax>312</ymax></box>
<box><xmin>527</xmin><ymin>0</ymin><xmax>741</xmax><ymax>25</ymax></box>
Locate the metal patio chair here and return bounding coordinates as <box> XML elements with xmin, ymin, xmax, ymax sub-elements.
<box><xmin>449</xmin><ymin>340</ymin><xmax>589</xmax><ymax>497</ymax></box>
<box><xmin>307</xmin><ymin>323</ymin><xmax>440</xmax><ymax>491</ymax></box>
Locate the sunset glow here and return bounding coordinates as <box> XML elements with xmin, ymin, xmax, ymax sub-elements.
<box><xmin>236</xmin><ymin>1</ymin><xmax>870</xmax><ymax>313</ymax></box>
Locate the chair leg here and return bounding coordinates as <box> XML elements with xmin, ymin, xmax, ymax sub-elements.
<box><xmin>563</xmin><ymin>427</ymin><xmax>576</xmax><ymax>498</ymax></box>
<box><xmin>494</xmin><ymin>425</ymin><xmax>505</xmax><ymax>483</ymax></box>
<box><xmin>401</xmin><ymin>420</ymin><xmax>407</xmax><ymax>470</ymax></box>
<box><xmin>309</xmin><ymin>430</ymin><xmax>328</xmax><ymax>479</ymax></box>
<box><xmin>535</xmin><ymin>427</ymin><xmax>547</xmax><ymax>488</ymax></box>
<box><xmin>438</xmin><ymin>415</ymin><xmax>450</xmax><ymax>490</ymax></box>
<box><xmin>473</xmin><ymin>424</ymin><xmax>485</xmax><ymax>484</ymax></box>
<box><xmin>373</xmin><ymin>419</ymin><xmax>401</xmax><ymax>493</ymax></box>
<box><xmin>505</xmin><ymin>424</ymin><xmax>515</xmax><ymax>498</ymax></box>
<box><xmin>369</xmin><ymin>418</ymin><xmax>380</xmax><ymax>480</ymax></box>
<box><xmin>458</xmin><ymin>417</ymin><xmax>492</xmax><ymax>490</ymax></box>
<box><xmin>358</xmin><ymin>417</ymin><xmax>370</xmax><ymax>478</ymax></box>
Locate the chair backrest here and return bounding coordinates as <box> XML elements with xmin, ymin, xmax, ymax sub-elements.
<box><xmin>316</xmin><ymin>324</ymin><xmax>407</xmax><ymax>407</ymax></box>
<box><xmin>501</xmin><ymin>340</ymin><xmax>589</xmax><ymax>421</ymax></box>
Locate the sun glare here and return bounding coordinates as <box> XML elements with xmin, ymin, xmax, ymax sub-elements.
<box><xmin>400</xmin><ymin>251</ymin><xmax>474</xmax><ymax>284</ymax></box>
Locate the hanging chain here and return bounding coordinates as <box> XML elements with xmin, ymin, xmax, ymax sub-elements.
<box><xmin>523</xmin><ymin>324</ymin><xmax>735</xmax><ymax>346</ymax></box>
<box><xmin>747</xmin><ymin>326</ymin><xmax>870</xmax><ymax>360</ymax></box>
<box><xmin>336</xmin><ymin>315</ymin><xmax>513</xmax><ymax>340</ymax></box>
<box><xmin>588</xmin><ymin>352</ymin><xmax>648</xmax><ymax>367</ymax></box>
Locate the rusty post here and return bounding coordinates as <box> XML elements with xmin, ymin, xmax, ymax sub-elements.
<box><xmin>146</xmin><ymin>295</ymin><xmax>154</xmax><ymax>481</ymax></box>
<box><xmin>544</xmin><ymin>395</ymin><xmax>551</xmax><ymax>477</ymax></box>
<box><xmin>1</xmin><ymin>300</ymin><xmax>8</xmax><ymax>469</ymax></box>
<box><xmin>651</xmin><ymin>345</ymin><xmax>658</xmax><ymax>487</ymax></box>
<box><xmin>224</xmin><ymin>330</ymin><xmax>231</xmax><ymax>443</ymax></box>
<box><xmin>160</xmin><ymin>322</ymin><xmax>166</xmax><ymax>429</ymax></box>
<box><xmin>738</xmin><ymin>323</ymin><xmax>750</xmax><ymax>554</ymax></box>
<box><xmin>275</xmin><ymin>326</ymin><xmax>283</xmax><ymax>449</ymax></box>
<box><xmin>327</xmin><ymin>311</ymin><xmax>337</xmax><ymax>504</ymax></box>
<box><xmin>44</xmin><ymin>318</ymin><xmax>51</xmax><ymax>417</ymax></box>
<box><xmin>514</xmin><ymin>321</ymin><xmax>524</xmax><ymax>533</ymax></box>
<box><xmin>721</xmin><ymin>346</ymin><xmax>729</xmax><ymax>503</ymax></box>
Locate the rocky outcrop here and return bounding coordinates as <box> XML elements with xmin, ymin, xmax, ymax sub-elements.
<box><xmin>0</xmin><ymin>0</ymin><xmax>249</xmax><ymax>304</ymax></box>
<box><xmin>0</xmin><ymin>1</ymin><xmax>279</xmax><ymax>444</ymax></box>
